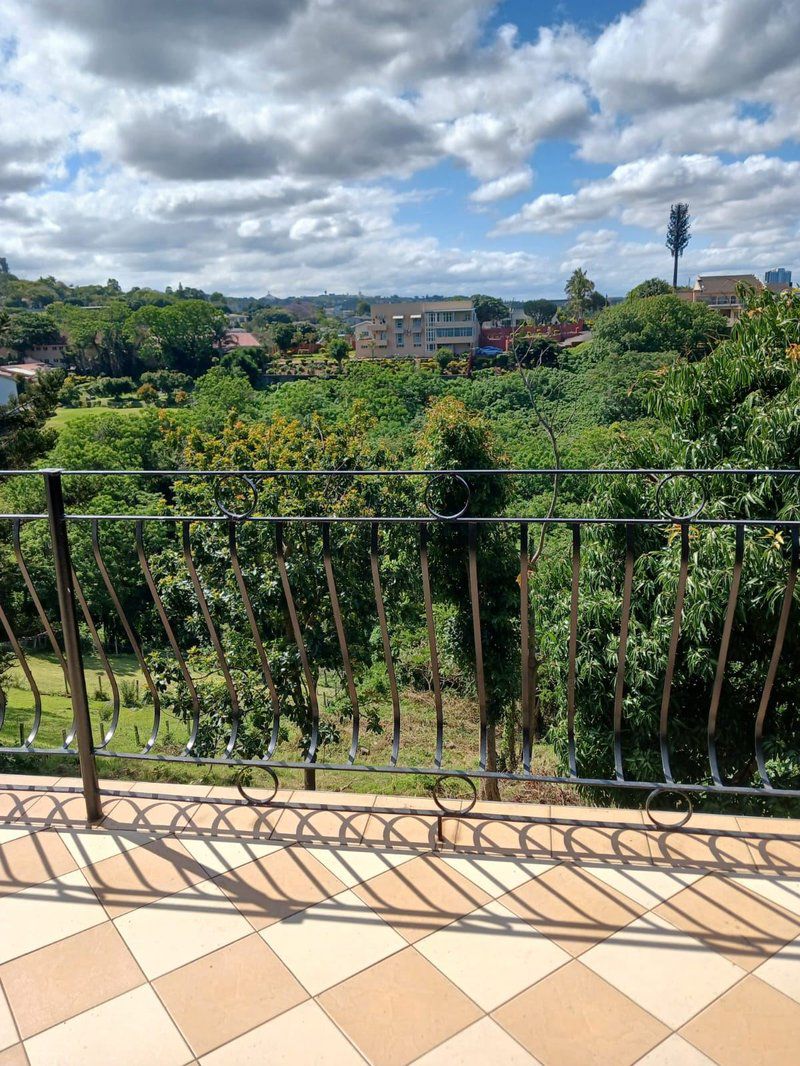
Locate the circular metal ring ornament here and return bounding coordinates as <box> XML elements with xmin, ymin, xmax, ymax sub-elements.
<box><xmin>645</xmin><ymin>787</ymin><xmax>693</xmax><ymax>829</ymax></box>
<box><xmin>214</xmin><ymin>474</ymin><xmax>259</xmax><ymax>521</ymax></box>
<box><xmin>432</xmin><ymin>774</ymin><xmax>478</xmax><ymax>815</ymax></box>
<box><xmin>655</xmin><ymin>473</ymin><xmax>707</xmax><ymax>522</ymax></box>
<box><xmin>424</xmin><ymin>473</ymin><xmax>471</xmax><ymax>520</ymax></box>
<box><xmin>235</xmin><ymin>766</ymin><xmax>279</xmax><ymax>806</ymax></box>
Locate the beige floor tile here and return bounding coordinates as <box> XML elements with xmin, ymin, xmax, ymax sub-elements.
<box><xmin>214</xmin><ymin>845</ymin><xmax>345</xmax><ymax>931</ymax></box>
<box><xmin>26</xmin><ymin>791</ymin><xmax>118</xmax><ymax>828</ymax></box>
<box><xmin>83</xmin><ymin>835</ymin><xmax>208</xmax><ymax>917</ymax></box>
<box><xmin>743</xmin><ymin>834</ymin><xmax>800</xmax><ymax>873</ymax></box>
<box><xmin>183</xmin><ymin>797</ymin><xmax>284</xmax><ymax>839</ymax></box>
<box><xmin>353</xmin><ymin>853</ymin><xmax>490</xmax><ymax>943</ymax></box>
<box><xmin>551</xmin><ymin>808</ymin><xmax>653</xmax><ymax>864</ymax></box>
<box><xmin>453</xmin><ymin>815</ymin><xmax>551</xmax><ymax>857</ymax></box>
<box><xmin>413</xmin><ymin>1016</ymin><xmax>539</xmax><ymax>1065</ymax></box>
<box><xmin>581</xmin><ymin>912</ymin><xmax>745</xmax><ymax>1028</ymax></box>
<box><xmin>302</xmin><ymin>843</ymin><xmax>417</xmax><ymax>888</ymax></box>
<box><xmin>153</xmin><ymin>933</ymin><xmax>307</xmax><ymax>1057</ymax></box>
<box><xmin>580</xmin><ymin>863</ymin><xmax>702</xmax><ymax>909</ymax></box>
<box><xmin>0</xmin><ymin>790</ymin><xmax>42</xmax><ymax>825</ymax></box>
<box><xmin>114</xmin><ymin>877</ymin><xmax>252</xmax><ymax>979</ymax></box>
<box><xmin>181</xmin><ymin>837</ymin><xmax>285</xmax><ymax>877</ymax></box>
<box><xmin>361</xmin><ymin>810</ymin><xmax>453</xmax><ymax>850</ymax></box>
<box><xmin>0</xmin><ymin>868</ymin><xmax>108</xmax><ymax>964</ymax></box>
<box><xmin>648</xmin><ymin>827</ymin><xmax>756</xmax><ymax>871</ymax></box>
<box><xmin>262</xmin><ymin>887</ymin><xmax>406</xmax><ymax>994</ymax></box>
<box><xmin>0</xmin><ymin>1045</ymin><xmax>26</xmax><ymax>1066</ymax></box>
<box><xmin>320</xmin><ymin>947</ymin><xmax>481</xmax><ymax>1066</ymax></box>
<box><xmin>416</xmin><ymin>899</ymin><xmax>569</xmax><ymax>1011</ymax></box>
<box><xmin>56</xmin><ymin>826</ymin><xmax>154</xmax><ymax>869</ymax></box>
<box><xmin>493</xmin><ymin>959</ymin><xmax>668</xmax><ymax>1066</ymax></box>
<box><xmin>101</xmin><ymin>795</ymin><xmax>201</xmax><ymax>835</ymax></box>
<box><xmin>294</xmin><ymin>790</ymin><xmax>375</xmax><ymax>808</ymax></box>
<box><xmin>636</xmin><ymin>1034</ymin><xmax>716</xmax><ymax>1065</ymax></box>
<box><xmin>0</xmin><ymin>825</ymin><xmax>38</xmax><ymax>847</ymax></box>
<box><xmin>680</xmin><ymin>975</ymin><xmax>800</xmax><ymax>1066</ymax></box>
<box><xmin>440</xmin><ymin>854</ymin><xmax>554</xmax><ymax>897</ymax></box>
<box><xmin>0</xmin><ymin>922</ymin><xmax>144</xmax><ymax>1038</ymax></box>
<box><xmin>270</xmin><ymin>805</ymin><xmax>371</xmax><ymax>846</ymax></box>
<box><xmin>0</xmin><ymin>989</ymin><xmax>17</xmax><ymax>1053</ymax></box>
<box><xmin>0</xmin><ymin>775</ymin><xmax>59</xmax><ymax>789</ymax></box>
<box><xmin>727</xmin><ymin>871</ymin><xmax>800</xmax><ymax>917</ymax></box>
<box><xmin>24</xmin><ymin>984</ymin><xmax>191</xmax><ymax>1066</ymax></box>
<box><xmin>199</xmin><ymin>999</ymin><xmax>363</xmax><ymax>1066</ymax></box>
<box><xmin>752</xmin><ymin>935</ymin><xmax>800</xmax><ymax>1003</ymax></box>
<box><xmin>499</xmin><ymin>863</ymin><xmax>645</xmax><ymax>956</ymax></box>
<box><xmin>654</xmin><ymin>873</ymin><xmax>800</xmax><ymax>971</ymax></box>
<box><xmin>0</xmin><ymin>830</ymin><xmax>76</xmax><ymax>899</ymax></box>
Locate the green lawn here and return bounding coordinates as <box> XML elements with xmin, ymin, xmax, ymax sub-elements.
<box><xmin>47</xmin><ymin>403</ymin><xmax>179</xmax><ymax>431</ymax></box>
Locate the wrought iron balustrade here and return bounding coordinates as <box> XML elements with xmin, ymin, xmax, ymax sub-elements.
<box><xmin>0</xmin><ymin>467</ymin><xmax>798</xmax><ymax>827</ymax></box>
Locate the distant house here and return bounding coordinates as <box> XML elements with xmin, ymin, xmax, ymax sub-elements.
<box><xmin>355</xmin><ymin>299</ymin><xmax>478</xmax><ymax>359</ymax></box>
<box><xmin>0</xmin><ymin>360</ymin><xmax>50</xmax><ymax>405</ymax></box>
<box><xmin>677</xmin><ymin>273</ymin><xmax>791</xmax><ymax>322</ymax></box>
<box><xmin>220</xmin><ymin>328</ymin><xmax>262</xmax><ymax>351</ymax></box>
<box><xmin>0</xmin><ymin>337</ymin><xmax>67</xmax><ymax>366</ymax></box>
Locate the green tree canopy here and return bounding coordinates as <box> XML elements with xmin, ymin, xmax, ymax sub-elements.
<box><xmin>471</xmin><ymin>294</ymin><xmax>509</xmax><ymax>325</ymax></box>
<box><xmin>591</xmin><ymin>294</ymin><xmax>726</xmax><ymax>359</ymax></box>
<box><xmin>564</xmin><ymin>268</ymin><xmax>596</xmax><ymax>319</ymax></box>
<box><xmin>523</xmin><ymin>299</ymin><xmax>557</xmax><ymax>324</ymax></box>
<box><xmin>126</xmin><ymin>300</ymin><xmax>227</xmax><ymax>376</ymax></box>
<box><xmin>627</xmin><ymin>278</ymin><xmax>672</xmax><ymax>300</ymax></box>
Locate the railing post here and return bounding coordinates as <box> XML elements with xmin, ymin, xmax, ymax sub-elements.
<box><xmin>43</xmin><ymin>469</ymin><xmax>102</xmax><ymax>822</ymax></box>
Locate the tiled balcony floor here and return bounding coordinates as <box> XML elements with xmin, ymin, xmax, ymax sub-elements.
<box><xmin>1</xmin><ymin>778</ymin><xmax>800</xmax><ymax>1065</ymax></box>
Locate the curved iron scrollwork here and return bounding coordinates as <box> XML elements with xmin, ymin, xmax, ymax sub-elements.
<box><xmin>424</xmin><ymin>473</ymin><xmax>471</xmax><ymax>520</ymax></box>
<box><xmin>432</xmin><ymin>774</ymin><xmax>478</xmax><ymax>815</ymax></box>
<box><xmin>214</xmin><ymin>473</ymin><xmax>261</xmax><ymax>521</ymax></box>
<box><xmin>655</xmin><ymin>473</ymin><xmax>708</xmax><ymax>522</ymax></box>
<box><xmin>644</xmin><ymin>787</ymin><xmax>693</xmax><ymax>829</ymax></box>
<box><xmin>235</xmin><ymin>767</ymin><xmax>280</xmax><ymax>806</ymax></box>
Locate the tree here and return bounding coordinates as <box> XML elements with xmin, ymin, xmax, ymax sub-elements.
<box><xmin>0</xmin><ymin>368</ymin><xmax>62</xmax><ymax>467</ymax></box>
<box><xmin>523</xmin><ymin>299</ymin><xmax>557</xmax><ymax>324</ymax></box>
<box><xmin>6</xmin><ymin>311</ymin><xmax>62</xmax><ymax>352</ymax></box>
<box><xmin>272</xmin><ymin>323</ymin><xmax>295</xmax><ymax>353</ymax></box>
<box><xmin>666</xmin><ymin>202</ymin><xmax>691</xmax><ymax>289</ymax></box>
<box><xmin>136</xmin><ymin>383</ymin><xmax>158</xmax><ymax>404</ymax></box>
<box><xmin>564</xmin><ymin>269</ymin><xmax>596</xmax><ymax>320</ymax></box>
<box><xmin>435</xmin><ymin>346</ymin><xmax>454</xmax><ymax>372</ymax></box>
<box><xmin>127</xmin><ymin>300</ymin><xmax>227</xmax><ymax>376</ymax></box>
<box><xmin>627</xmin><ymin>278</ymin><xmax>672</xmax><ymax>300</ymax></box>
<box><xmin>471</xmin><ymin>294</ymin><xmax>509</xmax><ymax>325</ymax></box>
<box><xmin>511</xmin><ymin>333</ymin><xmax>558</xmax><ymax>368</ymax></box>
<box><xmin>219</xmin><ymin>347</ymin><xmax>267</xmax><ymax>384</ymax></box>
<box><xmin>591</xmin><ymin>294</ymin><xmax>726</xmax><ymax>359</ymax></box>
<box><xmin>355</xmin><ymin>299</ymin><xmax>371</xmax><ymax>316</ymax></box>
<box><xmin>327</xmin><ymin>337</ymin><xmax>350</xmax><ymax>372</ymax></box>
<box><xmin>0</xmin><ymin>309</ymin><xmax>10</xmax><ymax>347</ymax></box>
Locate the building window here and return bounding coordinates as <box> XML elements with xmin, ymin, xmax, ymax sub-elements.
<box><xmin>396</xmin><ymin>335</ymin><xmax>404</xmax><ymax>347</ymax></box>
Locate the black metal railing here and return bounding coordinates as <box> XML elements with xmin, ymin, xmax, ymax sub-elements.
<box><xmin>0</xmin><ymin>467</ymin><xmax>798</xmax><ymax>826</ymax></box>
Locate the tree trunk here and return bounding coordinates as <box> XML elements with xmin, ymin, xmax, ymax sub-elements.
<box><xmin>480</xmin><ymin>722</ymin><xmax>501</xmax><ymax>802</ymax></box>
<box><xmin>672</xmin><ymin>250</ymin><xmax>679</xmax><ymax>290</ymax></box>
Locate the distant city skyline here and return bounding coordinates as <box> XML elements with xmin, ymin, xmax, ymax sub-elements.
<box><xmin>0</xmin><ymin>0</ymin><xmax>798</xmax><ymax>297</ymax></box>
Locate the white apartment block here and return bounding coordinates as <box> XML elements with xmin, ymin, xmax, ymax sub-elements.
<box><xmin>353</xmin><ymin>299</ymin><xmax>478</xmax><ymax>359</ymax></box>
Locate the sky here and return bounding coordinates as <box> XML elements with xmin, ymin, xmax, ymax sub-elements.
<box><xmin>0</xmin><ymin>0</ymin><xmax>798</xmax><ymax>298</ymax></box>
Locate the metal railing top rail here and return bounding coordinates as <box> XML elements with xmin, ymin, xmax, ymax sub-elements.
<box><xmin>0</xmin><ymin>467</ymin><xmax>800</xmax><ymax>477</ymax></box>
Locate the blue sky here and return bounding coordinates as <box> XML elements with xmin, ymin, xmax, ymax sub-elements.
<box><xmin>0</xmin><ymin>0</ymin><xmax>798</xmax><ymax>297</ymax></box>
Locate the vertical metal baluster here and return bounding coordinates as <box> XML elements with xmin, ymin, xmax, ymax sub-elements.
<box><xmin>322</xmin><ymin>523</ymin><xmax>360</xmax><ymax>763</ymax></box>
<box><xmin>13</xmin><ymin>518</ymin><xmax>70</xmax><ymax>696</ymax></box>
<box><xmin>71</xmin><ymin>566</ymin><xmax>120</xmax><ymax>748</ymax></box>
<box><xmin>613</xmin><ymin>523</ymin><xmax>635</xmax><ymax>781</ymax></box>
<box><xmin>567</xmin><ymin>523</ymin><xmax>580</xmax><ymax>778</ymax></box>
<box><xmin>135</xmin><ymin>520</ymin><xmax>200</xmax><ymax>755</ymax></box>
<box><xmin>420</xmin><ymin>524</ymin><xmax>444</xmax><ymax>768</ymax></box>
<box><xmin>707</xmin><ymin>524</ymin><xmax>744</xmax><ymax>786</ymax></box>
<box><xmin>755</xmin><ymin>525</ymin><xmax>799</xmax><ymax>787</ymax></box>
<box><xmin>183</xmin><ymin>522</ymin><xmax>240</xmax><ymax>757</ymax></box>
<box><xmin>43</xmin><ymin>470</ymin><xmax>101</xmax><ymax>822</ymax></box>
<box><xmin>659</xmin><ymin>522</ymin><xmax>690</xmax><ymax>784</ymax></box>
<box><xmin>467</xmin><ymin>522</ymin><xmax>488</xmax><ymax>770</ymax></box>
<box><xmin>275</xmin><ymin>522</ymin><xmax>320</xmax><ymax>771</ymax></box>
<box><xmin>92</xmin><ymin>521</ymin><xmax>160</xmax><ymax>752</ymax></box>
<box><xmin>228</xmin><ymin>522</ymin><xmax>281</xmax><ymax>758</ymax></box>
<box><xmin>520</xmin><ymin>523</ymin><xmax>532</xmax><ymax>773</ymax></box>
<box><xmin>370</xmin><ymin>522</ymin><xmax>401</xmax><ymax>765</ymax></box>
<box><xmin>0</xmin><ymin>599</ymin><xmax>42</xmax><ymax>747</ymax></box>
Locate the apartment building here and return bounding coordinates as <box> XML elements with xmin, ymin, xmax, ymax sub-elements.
<box><xmin>354</xmin><ymin>298</ymin><xmax>478</xmax><ymax>359</ymax></box>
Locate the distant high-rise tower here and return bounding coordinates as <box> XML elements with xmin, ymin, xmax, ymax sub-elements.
<box><xmin>765</xmin><ymin>267</ymin><xmax>792</xmax><ymax>285</ymax></box>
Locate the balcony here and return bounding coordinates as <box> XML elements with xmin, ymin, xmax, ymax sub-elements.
<box><xmin>0</xmin><ymin>468</ymin><xmax>799</xmax><ymax>1063</ymax></box>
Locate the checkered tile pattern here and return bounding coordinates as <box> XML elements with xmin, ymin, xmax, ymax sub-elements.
<box><xmin>1</xmin><ymin>777</ymin><xmax>800</xmax><ymax>1065</ymax></box>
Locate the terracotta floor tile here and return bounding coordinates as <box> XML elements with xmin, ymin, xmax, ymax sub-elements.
<box><xmin>302</xmin><ymin>843</ymin><xmax>417</xmax><ymax>888</ymax></box>
<box><xmin>154</xmin><ymin>933</ymin><xmax>307</xmax><ymax>1056</ymax></box>
<box><xmin>360</xmin><ymin>810</ymin><xmax>454</xmax><ymax>850</ymax></box>
<box><xmin>270</xmin><ymin>805</ymin><xmax>371</xmax><ymax>846</ymax></box>
<box><xmin>551</xmin><ymin>808</ymin><xmax>653</xmax><ymax>865</ymax></box>
<box><xmin>0</xmin><ymin>831</ymin><xmax>76</xmax><ymax>898</ymax></box>
<box><xmin>101</xmin><ymin>795</ymin><xmax>200</xmax><ymax>836</ymax></box>
<box><xmin>0</xmin><ymin>1045</ymin><xmax>26</xmax><ymax>1066</ymax></box>
<box><xmin>353</xmin><ymin>853</ymin><xmax>490</xmax><ymax>943</ymax></box>
<box><xmin>0</xmin><ymin>791</ymin><xmax>42</xmax><ymax>826</ymax></box>
<box><xmin>648</xmin><ymin>827</ymin><xmax>756</xmax><ymax>872</ymax></box>
<box><xmin>751</xmin><ymin>935</ymin><xmax>800</xmax><ymax>1003</ymax></box>
<box><xmin>581</xmin><ymin>912</ymin><xmax>745</xmax><ymax>1028</ymax></box>
<box><xmin>214</xmin><ymin>844</ymin><xmax>345</xmax><ymax>930</ymax></box>
<box><xmin>636</xmin><ymin>1034</ymin><xmax>716</xmax><ymax>1065</ymax></box>
<box><xmin>493</xmin><ymin>960</ymin><xmax>668</xmax><ymax>1066</ymax></box>
<box><xmin>83</xmin><ymin>836</ymin><xmax>208</xmax><ymax>917</ymax></box>
<box><xmin>744</xmin><ymin>834</ymin><xmax>800</xmax><ymax>873</ymax></box>
<box><xmin>580</xmin><ymin>863</ymin><xmax>702</xmax><ymax>909</ymax></box>
<box><xmin>114</xmin><ymin>878</ymin><xmax>252</xmax><ymax>979</ymax></box>
<box><xmin>727</xmin><ymin>872</ymin><xmax>800</xmax><ymax>917</ymax></box>
<box><xmin>181</xmin><ymin>837</ymin><xmax>285</xmax><ymax>878</ymax></box>
<box><xmin>198</xmin><ymin>999</ymin><xmax>363</xmax><ymax>1065</ymax></box>
<box><xmin>319</xmin><ymin>947</ymin><xmax>481</xmax><ymax>1066</ymax></box>
<box><xmin>0</xmin><ymin>869</ymin><xmax>108</xmax><ymax>964</ymax></box>
<box><xmin>56</xmin><ymin>826</ymin><xmax>154</xmax><ymax>869</ymax></box>
<box><xmin>0</xmin><ymin>825</ymin><xmax>38</xmax><ymax>847</ymax></box>
<box><xmin>24</xmin><ymin>984</ymin><xmax>191</xmax><ymax>1066</ymax></box>
<box><xmin>416</xmin><ymin>899</ymin><xmax>569</xmax><ymax>1011</ymax></box>
<box><xmin>262</xmin><ymin>887</ymin><xmax>406</xmax><ymax>994</ymax></box>
<box><xmin>0</xmin><ymin>988</ymin><xmax>16</xmax><ymax>1053</ymax></box>
<box><xmin>680</xmin><ymin>976</ymin><xmax>800</xmax><ymax>1066</ymax></box>
<box><xmin>0</xmin><ymin>922</ymin><xmax>144</xmax><ymax>1038</ymax></box>
<box><xmin>453</xmin><ymin>815</ymin><xmax>551</xmax><ymax>857</ymax></box>
<box><xmin>654</xmin><ymin>873</ymin><xmax>800</xmax><ymax>971</ymax></box>
<box><xmin>26</xmin><ymin>791</ymin><xmax>117</xmax><ymax>828</ymax></box>
<box><xmin>499</xmin><ymin>863</ymin><xmax>645</xmax><ymax>956</ymax></box>
<box><xmin>440</xmin><ymin>854</ymin><xmax>554</xmax><ymax>897</ymax></box>
<box><xmin>183</xmin><ymin>796</ymin><xmax>284</xmax><ymax>839</ymax></box>
<box><xmin>413</xmin><ymin>1016</ymin><xmax>539</xmax><ymax>1065</ymax></box>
